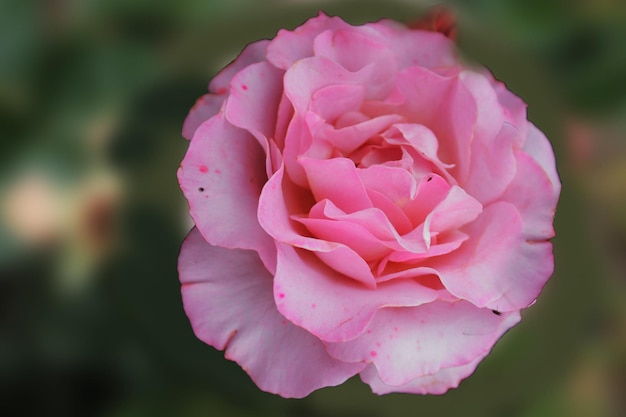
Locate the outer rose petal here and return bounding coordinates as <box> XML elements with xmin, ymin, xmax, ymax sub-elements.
<box><xmin>179</xmin><ymin>228</ymin><xmax>365</xmax><ymax>398</ymax></box>
<box><xmin>182</xmin><ymin>94</ymin><xmax>225</xmax><ymax>140</ymax></box>
<box><xmin>459</xmin><ymin>71</ymin><xmax>517</xmax><ymax>204</ymax></box>
<box><xmin>224</xmin><ymin>61</ymin><xmax>285</xmax><ymax>141</ymax></box>
<box><xmin>523</xmin><ymin>123</ymin><xmax>561</xmax><ymax>199</ymax></box>
<box><xmin>178</xmin><ymin>114</ymin><xmax>276</xmax><ymax>272</ymax></box>
<box><xmin>369</xmin><ymin>23</ymin><xmax>458</xmax><ymax>70</ymax></box>
<box><xmin>501</xmin><ymin>150</ymin><xmax>558</xmax><ymax>240</ymax></box>
<box><xmin>326</xmin><ymin>301</ymin><xmax>520</xmax><ymax>386</ymax></box>
<box><xmin>266</xmin><ymin>13</ymin><xmax>351</xmax><ymax>70</ymax></box>
<box><xmin>433</xmin><ymin>202</ymin><xmax>555</xmax><ymax>312</ymax></box>
<box><xmin>208</xmin><ymin>40</ymin><xmax>270</xmax><ymax>94</ymax></box>
<box><xmin>360</xmin><ymin>354</ymin><xmax>485</xmax><ymax>395</ymax></box>
<box><xmin>274</xmin><ymin>243</ymin><xmax>439</xmax><ymax>343</ymax></box>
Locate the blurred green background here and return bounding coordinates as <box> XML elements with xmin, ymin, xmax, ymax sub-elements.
<box><xmin>1</xmin><ymin>0</ymin><xmax>626</xmax><ymax>416</ymax></box>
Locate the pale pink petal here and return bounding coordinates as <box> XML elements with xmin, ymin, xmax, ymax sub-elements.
<box><xmin>432</xmin><ymin>202</ymin><xmax>555</xmax><ymax>311</ymax></box>
<box><xmin>309</xmin><ymin>84</ymin><xmax>365</xmax><ymax>122</ymax></box>
<box><xmin>377</xmin><ymin>232</ymin><xmax>468</xmax><ymax>280</ymax></box>
<box><xmin>365</xmin><ymin>67</ymin><xmax>476</xmax><ymax>184</ymax></box>
<box><xmin>501</xmin><ymin>150</ymin><xmax>558</xmax><ymax>240</ymax></box>
<box><xmin>258</xmin><ymin>166</ymin><xmax>376</xmax><ymax>287</ymax></box>
<box><xmin>370</xmin><ymin>25</ymin><xmax>458</xmax><ymax>70</ymax></box>
<box><xmin>179</xmin><ymin>228</ymin><xmax>364</xmax><ymax>398</ymax></box>
<box><xmin>489</xmin><ymin>73</ymin><xmax>528</xmax><ymax>142</ymax></box>
<box><xmin>299</xmin><ymin>157</ymin><xmax>373</xmax><ymax>213</ymax></box>
<box><xmin>281</xmin><ymin>114</ymin><xmax>313</xmax><ymax>187</ymax></box>
<box><xmin>313</xmin><ymin>29</ymin><xmax>397</xmax><ymax>98</ymax></box>
<box><xmin>463</xmin><ymin>122</ymin><xmax>518</xmax><ymax>204</ymax></box>
<box><xmin>208</xmin><ymin>40</ymin><xmax>270</xmax><ymax>94</ymax></box>
<box><xmin>366</xmin><ymin>189</ymin><xmax>414</xmax><ymax>235</ymax></box>
<box><xmin>384</xmin><ymin>123</ymin><xmax>455</xmax><ymax>176</ymax></box>
<box><xmin>283</xmin><ymin>56</ymin><xmax>369</xmax><ymax>114</ymax></box>
<box><xmin>357</xmin><ymin>164</ymin><xmax>417</xmax><ymax>233</ymax></box>
<box><xmin>266</xmin><ymin>13</ymin><xmax>350</xmax><ymax>70</ymax></box>
<box><xmin>294</xmin><ymin>214</ymin><xmax>391</xmax><ymax>262</ymax></box>
<box><xmin>523</xmin><ymin>123</ymin><xmax>561</xmax><ymax>198</ymax></box>
<box><xmin>456</xmin><ymin>71</ymin><xmax>519</xmax><ymax>203</ymax></box>
<box><xmin>224</xmin><ymin>61</ymin><xmax>285</xmax><ymax>140</ymax></box>
<box><xmin>178</xmin><ymin>114</ymin><xmax>276</xmax><ymax>272</ymax></box>
<box><xmin>313</xmin><ymin>202</ymin><xmax>429</xmax><ymax>254</ymax></box>
<box><xmin>422</xmin><ymin>186</ymin><xmax>482</xmax><ymax>247</ymax></box>
<box><xmin>314</xmin><ymin>246</ymin><xmax>378</xmax><ymax>287</ymax></box>
<box><xmin>459</xmin><ymin>71</ymin><xmax>506</xmax><ymax>145</ymax></box>
<box><xmin>297</xmin><ymin>199</ymin><xmax>427</xmax><ymax>260</ymax></box>
<box><xmin>309</xmin><ymin>112</ymin><xmax>403</xmax><ymax>155</ymax></box>
<box><xmin>357</xmin><ymin>161</ymin><xmax>416</xmax><ymax>202</ymax></box>
<box><xmin>273</xmin><ymin>93</ymin><xmax>294</xmax><ymax>151</ymax></box>
<box><xmin>182</xmin><ymin>94</ymin><xmax>225</xmax><ymax>140</ymax></box>
<box><xmin>274</xmin><ymin>243</ymin><xmax>439</xmax><ymax>343</ymax></box>
<box><xmin>326</xmin><ymin>301</ymin><xmax>521</xmax><ymax>386</ymax></box>
<box><xmin>360</xmin><ymin>354</ymin><xmax>484</xmax><ymax>395</ymax></box>
<box><xmin>403</xmin><ymin>174</ymin><xmax>451</xmax><ymax>228</ymax></box>
<box><xmin>313</xmin><ymin>28</ymin><xmax>394</xmax><ymax>73</ymax></box>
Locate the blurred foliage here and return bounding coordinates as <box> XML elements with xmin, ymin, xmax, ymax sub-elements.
<box><xmin>1</xmin><ymin>0</ymin><xmax>625</xmax><ymax>416</ymax></box>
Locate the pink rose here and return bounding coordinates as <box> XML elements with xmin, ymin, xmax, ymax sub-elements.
<box><xmin>177</xmin><ymin>13</ymin><xmax>560</xmax><ymax>397</ymax></box>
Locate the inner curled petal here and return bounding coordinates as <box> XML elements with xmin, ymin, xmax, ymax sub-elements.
<box><xmin>299</xmin><ymin>156</ymin><xmax>373</xmax><ymax>213</ymax></box>
<box><xmin>382</xmin><ymin>123</ymin><xmax>456</xmax><ymax>183</ymax></box>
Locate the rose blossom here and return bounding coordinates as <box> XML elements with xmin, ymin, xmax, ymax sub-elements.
<box><xmin>177</xmin><ymin>13</ymin><xmax>560</xmax><ymax>397</ymax></box>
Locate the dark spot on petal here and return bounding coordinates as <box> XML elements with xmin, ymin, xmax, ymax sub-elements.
<box><xmin>198</xmin><ymin>187</ymin><xmax>205</xmax><ymax>192</ymax></box>
<box><xmin>427</xmin><ymin>176</ymin><xmax>433</xmax><ymax>182</ymax></box>
<box><xmin>492</xmin><ymin>310</ymin><xmax>502</xmax><ymax>316</ymax></box>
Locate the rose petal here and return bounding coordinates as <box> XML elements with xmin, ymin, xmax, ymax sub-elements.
<box><xmin>422</xmin><ymin>185</ymin><xmax>482</xmax><ymax>248</ymax></box>
<box><xmin>266</xmin><ymin>13</ymin><xmax>350</xmax><ymax>70</ymax></box>
<box><xmin>178</xmin><ymin>114</ymin><xmax>276</xmax><ymax>272</ymax></box>
<box><xmin>296</xmin><ymin>198</ymin><xmax>429</xmax><ymax>261</ymax></box>
<box><xmin>259</xmin><ymin>166</ymin><xmax>377</xmax><ymax>287</ymax></box>
<box><xmin>309</xmin><ymin>84</ymin><xmax>366</xmax><ymax>122</ymax></box>
<box><xmin>384</xmin><ymin>123</ymin><xmax>455</xmax><ymax>179</ymax></box>
<box><xmin>360</xmin><ymin>354</ymin><xmax>484</xmax><ymax>395</ymax></box>
<box><xmin>433</xmin><ymin>202</ymin><xmax>555</xmax><ymax>311</ymax></box>
<box><xmin>182</xmin><ymin>94</ymin><xmax>225</xmax><ymax>140</ymax></box>
<box><xmin>274</xmin><ymin>243</ymin><xmax>439</xmax><ymax>343</ymax></box>
<box><xmin>179</xmin><ymin>228</ymin><xmax>364</xmax><ymax>398</ymax></box>
<box><xmin>523</xmin><ymin>123</ymin><xmax>561</xmax><ymax>199</ymax></box>
<box><xmin>224</xmin><ymin>61</ymin><xmax>285</xmax><ymax>140</ymax></box>
<box><xmin>294</xmin><ymin>212</ymin><xmax>392</xmax><ymax>262</ymax></box>
<box><xmin>465</xmin><ymin>123</ymin><xmax>518</xmax><ymax>204</ymax></box>
<box><xmin>364</xmin><ymin>67</ymin><xmax>476</xmax><ymax>184</ymax></box>
<box><xmin>326</xmin><ymin>301</ymin><xmax>520</xmax><ymax>387</ymax></box>
<box><xmin>313</xmin><ymin>28</ymin><xmax>397</xmax><ymax>99</ymax></box>
<box><xmin>370</xmin><ymin>23</ymin><xmax>458</xmax><ymax>70</ymax></box>
<box><xmin>403</xmin><ymin>174</ymin><xmax>451</xmax><ymax>228</ymax></box>
<box><xmin>366</xmin><ymin>189</ymin><xmax>414</xmax><ymax>235</ymax></box>
<box><xmin>377</xmin><ymin>232</ymin><xmax>469</xmax><ymax>281</ymax></box>
<box><xmin>501</xmin><ymin>149</ymin><xmax>559</xmax><ymax>240</ymax></box>
<box><xmin>299</xmin><ymin>157</ymin><xmax>373</xmax><ymax>213</ymax></box>
<box><xmin>208</xmin><ymin>40</ymin><xmax>270</xmax><ymax>94</ymax></box>
<box><xmin>459</xmin><ymin>71</ymin><xmax>506</xmax><ymax>145</ymax></box>
<box><xmin>313</xmin><ymin>28</ymin><xmax>394</xmax><ymax>73</ymax></box>
<box><xmin>489</xmin><ymin>72</ymin><xmax>528</xmax><ymax>142</ymax></box>
<box><xmin>308</xmin><ymin>112</ymin><xmax>403</xmax><ymax>156</ymax></box>
<box><xmin>284</xmin><ymin>56</ymin><xmax>370</xmax><ymax>114</ymax></box>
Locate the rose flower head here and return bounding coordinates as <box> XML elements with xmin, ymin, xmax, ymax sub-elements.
<box><xmin>177</xmin><ymin>13</ymin><xmax>560</xmax><ymax>397</ymax></box>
